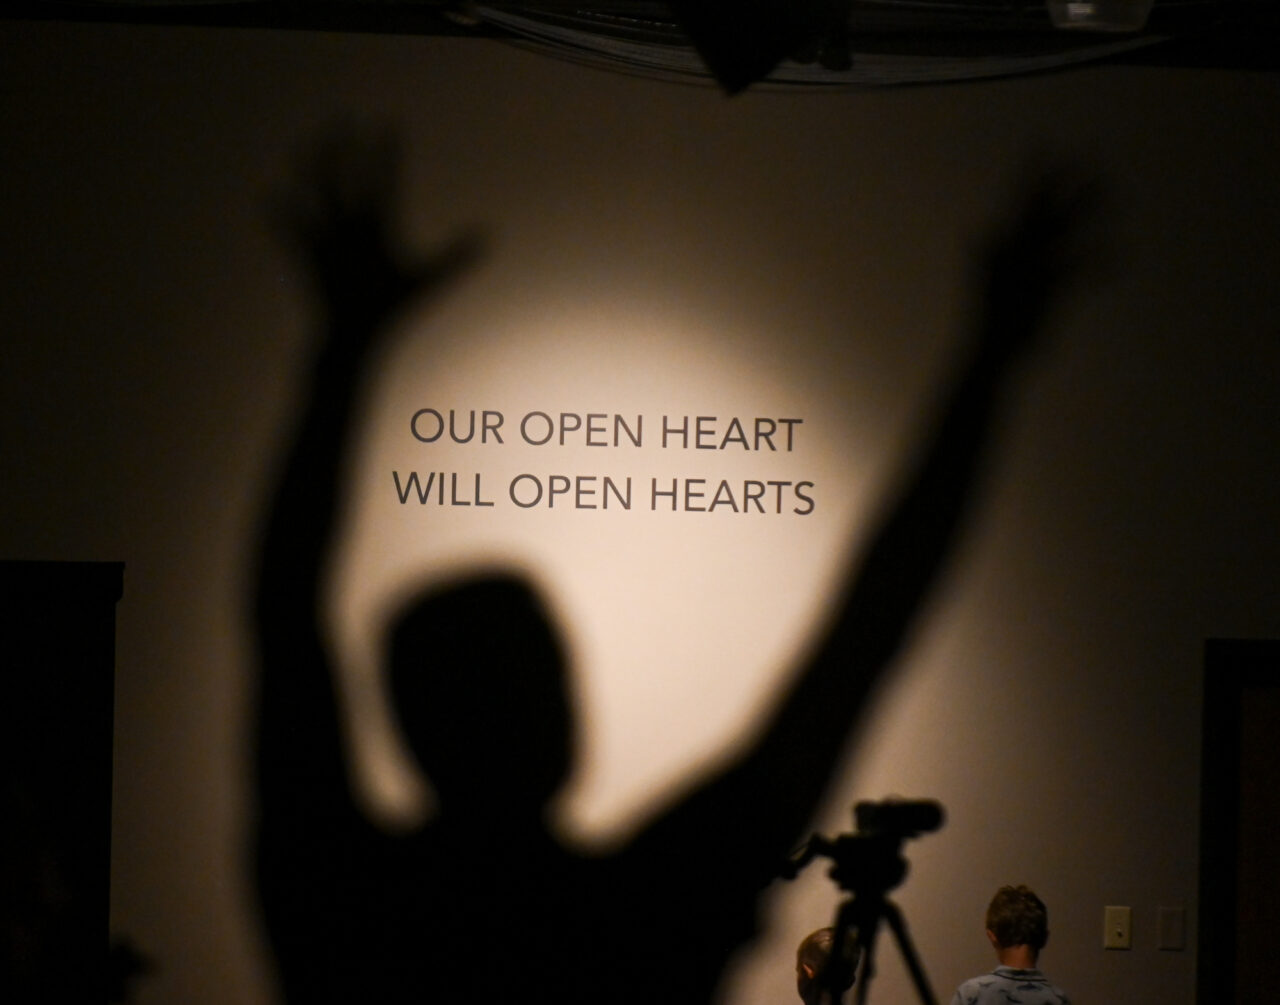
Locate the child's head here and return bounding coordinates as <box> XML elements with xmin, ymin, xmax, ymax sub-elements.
<box><xmin>985</xmin><ymin>885</ymin><xmax>1049</xmax><ymax>953</ymax></box>
<box><xmin>795</xmin><ymin>927</ymin><xmax>858</xmax><ymax>1005</ymax></box>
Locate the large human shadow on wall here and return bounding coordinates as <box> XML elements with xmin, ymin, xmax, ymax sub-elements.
<box><xmin>251</xmin><ymin>130</ymin><xmax>1093</xmax><ymax>1005</ymax></box>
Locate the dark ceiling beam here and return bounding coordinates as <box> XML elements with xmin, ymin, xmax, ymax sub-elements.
<box><xmin>2</xmin><ymin>1</ymin><xmax>1277</xmax><ymax>74</ymax></box>
<box><xmin>0</xmin><ymin>1</ymin><xmax>493</xmax><ymax>36</ymax></box>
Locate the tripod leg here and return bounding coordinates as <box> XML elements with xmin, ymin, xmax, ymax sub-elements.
<box><xmin>881</xmin><ymin>900</ymin><xmax>938</xmax><ymax>1005</ymax></box>
<box><xmin>815</xmin><ymin>897</ymin><xmax>878</xmax><ymax>1005</ymax></box>
<box><xmin>849</xmin><ymin>905</ymin><xmax>879</xmax><ymax>1005</ymax></box>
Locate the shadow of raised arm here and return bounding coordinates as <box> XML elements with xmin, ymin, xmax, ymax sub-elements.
<box><xmin>636</xmin><ymin>169</ymin><xmax>1101</xmax><ymax>893</ymax></box>
<box><xmin>251</xmin><ymin>128</ymin><xmax>485</xmax><ymax>1001</ymax></box>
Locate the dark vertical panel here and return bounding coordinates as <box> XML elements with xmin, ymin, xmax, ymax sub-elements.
<box><xmin>1198</xmin><ymin>638</ymin><xmax>1280</xmax><ymax>1005</ymax></box>
<box><xmin>0</xmin><ymin>560</ymin><xmax>123</xmax><ymax>1003</ymax></box>
<box><xmin>1235</xmin><ymin>673</ymin><xmax>1280</xmax><ymax>997</ymax></box>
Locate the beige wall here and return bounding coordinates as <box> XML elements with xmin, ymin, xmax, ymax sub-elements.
<box><xmin>2</xmin><ymin>20</ymin><xmax>1278</xmax><ymax>1005</ymax></box>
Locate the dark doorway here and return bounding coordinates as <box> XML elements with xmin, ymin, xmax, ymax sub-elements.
<box><xmin>1198</xmin><ymin>638</ymin><xmax>1280</xmax><ymax>1005</ymax></box>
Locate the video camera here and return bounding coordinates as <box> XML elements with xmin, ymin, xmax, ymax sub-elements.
<box><xmin>853</xmin><ymin>798</ymin><xmax>944</xmax><ymax>840</ymax></box>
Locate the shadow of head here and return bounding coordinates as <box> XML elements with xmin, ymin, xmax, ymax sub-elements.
<box><xmin>386</xmin><ymin>574</ymin><xmax>573</xmax><ymax>818</ymax></box>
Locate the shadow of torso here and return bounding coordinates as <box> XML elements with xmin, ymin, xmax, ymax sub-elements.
<box><xmin>260</xmin><ymin>812</ymin><xmax>764</xmax><ymax>1005</ymax></box>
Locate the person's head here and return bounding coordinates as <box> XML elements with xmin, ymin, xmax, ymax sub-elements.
<box><xmin>795</xmin><ymin>927</ymin><xmax>858</xmax><ymax>1005</ymax></box>
<box><xmin>386</xmin><ymin>573</ymin><xmax>573</xmax><ymax>818</ymax></box>
<box><xmin>985</xmin><ymin>885</ymin><xmax>1049</xmax><ymax>959</ymax></box>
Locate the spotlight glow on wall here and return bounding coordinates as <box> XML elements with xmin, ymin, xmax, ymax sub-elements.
<box><xmin>325</xmin><ymin>281</ymin><xmax>877</xmax><ymax>844</ymax></box>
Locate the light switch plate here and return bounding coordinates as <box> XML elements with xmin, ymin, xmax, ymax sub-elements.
<box><xmin>1104</xmin><ymin>905</ymin><xmax>1132</xmax><ymax>950</ymax></box>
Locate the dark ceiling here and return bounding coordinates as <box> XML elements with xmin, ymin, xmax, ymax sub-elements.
<box><xmin>6</xmin><ymin>1</ymin><xmax>1279</xmax><ymax>90</ymax></box>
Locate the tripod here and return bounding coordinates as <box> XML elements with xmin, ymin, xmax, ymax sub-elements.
<box><xmin>786</xmin><ymin>799</ymin><xmax>943</xmax><ymax>1005</ymax></box>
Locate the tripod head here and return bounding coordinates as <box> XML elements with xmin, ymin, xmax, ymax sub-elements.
<box><xmin>789</xmin><ymin>799</ymin><xmax>943</xmax><ymax>898</ymax></box>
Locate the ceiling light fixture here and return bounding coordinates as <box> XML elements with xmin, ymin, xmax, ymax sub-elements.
<box><xmin>1046</xmin><ymin>0</ymin><xmax>1154</xmax><ymax>32</ymax></box>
